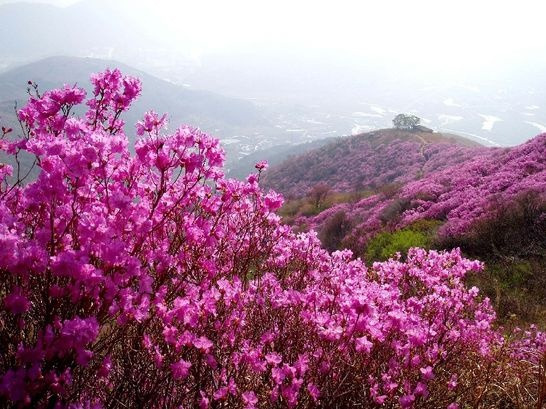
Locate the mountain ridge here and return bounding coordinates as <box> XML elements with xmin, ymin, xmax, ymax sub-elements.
<box><xmin>263</xmin><ymin>127</ymin><xmax>485</xmax><ymax>198</ymax></box>
<box><xmin>0</xmin><ymin>56</ymin><xmax>269</xmax><ymax>167</ymax></box>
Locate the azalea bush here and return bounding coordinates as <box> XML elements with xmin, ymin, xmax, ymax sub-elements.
<box><xmin>1</xmin><ymin>70</ymin><xmax>545</xmax><ymax>408</ymax></box>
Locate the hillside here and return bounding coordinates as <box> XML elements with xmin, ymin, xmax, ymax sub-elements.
<box><xmin>280</xmin><ymin>133</ymin><xmax>546</xmax><ymax>324</ymax></box>
<box><xmin>263</xmin><ymin>128</ymin><xmax>485</xmax><ymax>198</ymax></box>
<box><xmin>312</xmin><ymin>134</ymin><xmax>545</xmax><ymax>251</ymax></box>
<box><xmin>1</xmin><ymin>59</ymin><xmax>545</xmax><ymax>408</ymax></box>
<box><xmin>2</xmin><ymin>3</ymin><xmax>546</xmax><ymax>408</ymax></box>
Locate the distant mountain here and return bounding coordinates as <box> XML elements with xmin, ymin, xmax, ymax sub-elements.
<box><xmin>263</xmin><ymin>128</ymin><xmax>485</xmax><ymax>198</ymax></box>
<box><xmin>0</xmin><ymin>56</ymin><xmax>268</xmax><ymax>164</ymax></box>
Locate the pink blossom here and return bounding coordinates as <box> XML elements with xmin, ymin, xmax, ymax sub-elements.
<box><xmin>307</xmin><ymin>383</ymin><xmax>320</xmax><ymax>401</ymax></box>
<box><xmin>3</xmin><ymin>291</ymin><xmax>30</xmax><ymax>314</ymax></box>
<box><xmin>420</xmin><ymin>366</ymin><xmax>434</xmax><ymax>381</ymax></box>
<box><xmin>241</xmin><ymin>390</ymin><xmax>258</xmax><ymax>408</ymax></box>
<box><xmin>400</xmin><ymin>394</ymin><xmax>415</xmax><ymax>408</ymax></box>
<box><xmin>193</xmin><ymin>336</ymin><xmax>213</xmax><ymax>352</ymax></box>
<box><xmin>355</xmin><ymin>336</ymin><xmax>373</xmax><ymax>353</ymax></box>
<box><xmin>171</xmin><ymin>359</ymin><xmax>191</xmax><ymax>380</ymax></box>
<box><xmin>255</xmin><ymin>160</ymin><xmax>268</xmax><ymax>171</ymax></box>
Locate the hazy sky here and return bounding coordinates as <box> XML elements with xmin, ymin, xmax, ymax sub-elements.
<box><xmin>0</xmin><ymin>0</ymin><xmax>76</xmax><ymax>5</ymax></box>
<box><xmin>2</xmin><ymin>0</ymin><xmax>546</xmax><ymax>77</ymax></box>
<box><xmin>1</xmin><ymin>0</ymin><xmax>545</xmax><ymax>146</ymax></box>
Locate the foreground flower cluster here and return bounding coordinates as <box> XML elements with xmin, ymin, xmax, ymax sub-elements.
<box><xmin>1</xmin><ymin>70</ymin><xmax>544</xmax><ymax>408</ymax></box>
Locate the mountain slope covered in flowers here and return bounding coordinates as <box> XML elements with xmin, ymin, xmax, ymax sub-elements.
<box><xmin>291</xmin><ymin>134</ymin><xmax>544</xmax><ymax>246</ymax></box>
<box><xmin>263</xmin><ymin>129</ymin><xmax>485</xmax><ymax>199</ymax></box>
<box><xmin>1</xmin><ymin>70</ymin><xmax>545</xmax><ymax>408</ymax></box>
<box><xmin>280</xmin><ymin>133</ymin><xmax>546</xmax><ymax>324</ymax></box>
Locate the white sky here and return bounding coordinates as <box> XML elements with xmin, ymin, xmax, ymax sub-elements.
<box><xmin>2</xmin><ymin>0</ymin><xmax>546</xmax><ymax>77</ymax></box>
<box><xmin>0</xmin><ymin>0</ymin><xmax>76</xmax><ymax>5</ymax></box>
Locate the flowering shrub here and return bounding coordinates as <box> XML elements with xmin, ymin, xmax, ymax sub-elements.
<box><xmin>1</xmin><ymin>70</ymin><xmax>544</xmax><ymax>408</ymax></box>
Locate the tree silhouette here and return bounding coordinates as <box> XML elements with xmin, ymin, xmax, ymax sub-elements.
<box><xmin>393</xmin><ymin>113</ymin><xmax>421</xmax><ymax>130</ymax></box>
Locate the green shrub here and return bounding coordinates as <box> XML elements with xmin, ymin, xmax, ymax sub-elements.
<box><xmin>365</xmin><ymin>228</ymin><xmax>430</xmax><ymax>262</ymax></box>
<box><xmin>299</xmin><ymin>202</ymin><xmax>321</xmax><ymax>217</ymax></box>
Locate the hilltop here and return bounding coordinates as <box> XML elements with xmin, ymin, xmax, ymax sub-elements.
<box><xmin>263</xmin><ymin>128</ymin><xmax>484</xmax><ymax>198</ymax></box>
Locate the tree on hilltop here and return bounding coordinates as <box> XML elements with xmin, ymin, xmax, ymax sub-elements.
<box><xmin>393</xmin><ymin>113</ymin><xmax>421</xmax><ymax>130</ymax></box>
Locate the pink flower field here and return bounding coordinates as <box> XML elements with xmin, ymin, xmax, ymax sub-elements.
<box><xmin>1</xmin><ymin>70</ymin><xmax>545</xmax><ymax>408</ymax></box>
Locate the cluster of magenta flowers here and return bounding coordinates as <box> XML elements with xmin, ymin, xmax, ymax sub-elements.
<box><xmin>294</xmin><ymin>133</ymin><xmax>545</xmax><ymax>255</ymax></box>
<box><xmin>1</xmin><ymin>70</ymin><xmax>544</xmax><ymax>408</ymax></box>
<box><xmin>398</xmin><ymin>136</ymin><xmax>545</xmax><ymax>237</ymax></box>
